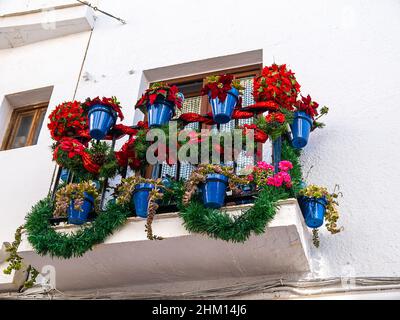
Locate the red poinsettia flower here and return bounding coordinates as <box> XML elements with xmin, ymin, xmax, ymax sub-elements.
<box><xmin>84</xmin><ymin>96</ymin><xmax>124</xmax><ymax>121</ymax></box>
<box><xmin>58</xmin><ymin>137</ymin><xmax>85</xmax><ymax>158</ymax></box>
<box><xmin>266</xmin><ymin>112</ymin><xmax>286</xmax><ymax>124</ymax></box>
<box><xmin>136</xmin><ymin>121</ymin><xmax>149</xmax><ymax>129</ymax></box>
<box><xmin>48</xmin><ymin>101</ymin><xmax>88</xmax><ymax>141</ymax></box>
<box><xmin>295</xmin><ymin>94</ymin><xmax>319</xmax><ymax>118</ymax></box>
<box><xmin>135</xmin><ymin>82</ymin><xmax>184</xmax><ymax>113</ymax></box>
<box><xmin>201</xmin><ymin>74</ymin><xmax>243</xmax><ymax>103</ymax></box>
<box><xmin>253</xmin><ymin>64</ymin><xmax>300</xmax><ymax>110</ymax></box>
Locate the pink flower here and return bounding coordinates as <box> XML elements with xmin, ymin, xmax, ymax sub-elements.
<box><xmin>278</xmin><ymin>171</ymin><xmax>291</xmax><ymax>183</ymax></box>
<box><xmin>248</xmin><ymin>174</ymin><xmax>254</xmax><ymax>181</ymax></box>
<box><xmin>267</xmin><ymin>176</ymin><xmax>277</xmax><ymax>187</ymax></box>
<box><xmin>266</xmin><ymin>171</ymin><xmax>292</xmax><ymax>188</ymax></box>
<box><xmin>278</xmin><ymin>160</ymin><xmax>293</xmax><ymax>172</ymax></box>
<box><xmin>257</xmin><ymin>161</ymin><xmax>274</xmax><ymax>171</ymax></box>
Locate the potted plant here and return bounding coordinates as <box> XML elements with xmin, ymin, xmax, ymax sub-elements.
<box><xmin>201</xmin><ymin>74</ymin><xmax>244</xmax><ymax>124</ymax></box>
<box><xmin>135</xmin><ymin>82</ymin><xmax>184</xmax><ymax>127</ymax></box>
<box><xmin>47</xmin><ymin>100</ymin><xmax>88</xmax><ymax>141</ymax></box>
<box><xmin>298</xmin><ymin>184</ymin><xmax>342</xmax><ymax>247</ymax></box>
<box><xmin>52</xmin><ymin>138</ymin><xmax>119</xmax><ymax>181</ymax></box>
<box><xmin>242</xmin><ymin>160</ymin><xmax>294</xmax><ymax>190</ymax></box>
<box><xmin>292</xmin><ymin>95</ymin><xmax>328</xmax><ymax>149</ymax></box>
<box><xmin>253</xmin><ymin>64</ymin><xmax>301</xmax><ymax>111</ymax></box>
<box><xmin>84</xmin><ymin>96</ymin><xmax>124</xmax><ymax>140</ymax></box>
<box><xmin>116</xmin><ymin>176</ymin><xmax>164</xmax><ymax>240</ymax></box>
<box><xmin>54</xmin><ymin>181</ymin><xmax>99</xmax><ymax>225</ymax></box>
<box><xmin>183</xmin><ymin>164</ymin><xmax>248</xmax><ymax>209</ymax></box>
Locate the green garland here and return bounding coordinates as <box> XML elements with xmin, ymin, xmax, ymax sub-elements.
<box><xmin>177</xmin><ymin>140</ymin><xmax>303</xmax><ymax>242</ymax></box>
<box><xmin>179</xmin><ymin>186</ymin><xmax>290</xmax><ymax>242</ymax></box>
<box><xmin>25</xmin><ymin>198</ymin><xmax>130</xmax><ymax>259</ymax></box>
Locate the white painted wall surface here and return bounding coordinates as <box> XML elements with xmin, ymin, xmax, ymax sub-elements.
<box><xmin>0</xmin><ymin>30</ymin><xmax>91</xmax><ymax>246</ymax></box>
<box><xmin>0</xmin><ymin>0</ymin><xmax>400</xmax><ymax>282</ymax></box>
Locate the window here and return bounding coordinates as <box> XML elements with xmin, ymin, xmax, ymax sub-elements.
<box><xmin>147</xmin><ymin>65</ymin><xmax>262</xmax><ymax>180</ymax></box>
<box><xmin>1</xmin><ymin>102</ymin><xmax>48</xmax><ymax>150</ymax></box>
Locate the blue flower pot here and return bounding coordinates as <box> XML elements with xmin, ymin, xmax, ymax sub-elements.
<box><xmin>147</xmin><ymin>99</ymin><xmax>175</xmax><ymax>128</ymax></box>
<box><xmin>68</xmin><ymin>193</ymin><xmax>94</xmax><ymax>225</ymax></box>
<box><xmin>132</xmin><ymin>183</ymin><xmax>155</xmax><ymax>218</ymax></box>
<box><xmin>299</xmin><ymin>196</ymin><xmax>327</xmax><ymax>228</ymax></box>
<box><xmin>291</xmin><ymin>111</ymin><xmax>313</xmax><ymax>149</ymax></box>
<box><xmin>88</xmin><ymin>104</ymin><xmax>117</xmax><ymax>140</ymax></box>
<box><xmin>60</xmin><ymin>168</ymin><xmax>70</xmax><ymax>182</ymax></box>
<box><xmin>201</xmin><ymin>174</ymin><xmax>229</xmax><ymax>209</ymax></box>
<box><xmin>209</xmin><ymin>88</ymin><xmax>239</xmax><ymax>124</ymax></box>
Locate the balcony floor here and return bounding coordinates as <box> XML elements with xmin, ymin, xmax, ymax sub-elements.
<box><xmin>16</xmin><ymin>199</ymin><xmax>311</xmax><ymax>292</ymax></box>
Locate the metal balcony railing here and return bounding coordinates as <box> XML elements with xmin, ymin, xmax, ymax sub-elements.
<box><xmin>49</xmin><ymin>122</ymin><xmax>283</xmax><ymax>225</ymax></box>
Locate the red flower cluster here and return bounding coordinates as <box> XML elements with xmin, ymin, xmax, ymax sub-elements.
<box><xmin>135</xmin><ymin>82</ymin><xmax>183</xmax><ymax>113</ymax></box>
<box><xmin>242</xmin><ymin>124</ymin><xmax>269</xmax><ymax>143</ymax></box>
<box><xmin>53</xmin><ymin>138</ymin><xmax>100</xmax><ymax>174</ymax></box>
<box><xmin>248</xmin><ymin>101</ymin><xmax>279</xmax><ymax>112</ymax></box>
<box><xmin>48</xmin><ymin>101</ymin><xmax>88</xmax><ymax>141</ymax></box>
<box><xmin>295</xmin><ymin>95</ymin><xmax>319</xmax><ymax>118</ymax></box>
<box><xmin>136</xmin><ymin>121</ymin><xmax>149</xmax><ymax>129</ymax></box>
<box><xmin>115</xmin><ymin>137</ymin><xmax>142</xmax><ymax>169</ymax></box>
<box><xmin>84</xmin><ymin>96</ymin><xmax>124</xmax><ymax>120</ymax></box>
<box><xmin>266</xmin><ymin>112</ymin><xmax>286</xmax><ymax>124</ymax></box>
<box><xmin>55</xmin><ymin>137</ymin><xmax>85</xmax><ymax>159</ymax></box>
<box><xmin>253</xmin><ymin>64</ymin><xmax>301</xmax><ymax>110</ymax></box>
<box><xmin>201</xmin><ymin>74</ymin><xmax>243</xmax><ymax>102</ymax></box>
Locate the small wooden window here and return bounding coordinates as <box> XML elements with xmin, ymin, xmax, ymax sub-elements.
<box><xmin>2</xmin><ymin>103</ymin><xmax>48</xmax><ymax>150</ymax></box>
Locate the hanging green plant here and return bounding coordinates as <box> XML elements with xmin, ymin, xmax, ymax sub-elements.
<box><xmin>299</xmin><ymin>184</ymin><xmax>343</xmax><ymax>240</ymax></box>
<box><xmin>182</xmin><ymin>164</ymin><xmax>249</xmax><ymax>206</ymax></box>
<box><xmin>116</xmin><ymin>176</ymin><xmax>165</xmax><ymax>240</ymax></box>
<box><xmin>54</xmin><ymin>181</ymin><xmax>99</xmax><ymax>218</ymax></box>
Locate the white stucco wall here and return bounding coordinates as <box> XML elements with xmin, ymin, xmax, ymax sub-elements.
<box><xmin>0</xmin><ymin>30</ymin><xmax>92</xmax><ymax>245</ymax></box>
<box><xmin>1</xmin><ymin>0</ymin><xmax>400</xmax><ymax>281</ymax></box>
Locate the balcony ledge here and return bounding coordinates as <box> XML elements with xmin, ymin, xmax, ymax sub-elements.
<box><xmin>0</xmin><ymin>4</ymin><xmax>94</xmax><ymax>49</ymax></box>
<box><xmin>14</xmin><ymin>199</ymin><xmax>311</xmax><ymax>292</ymax></box>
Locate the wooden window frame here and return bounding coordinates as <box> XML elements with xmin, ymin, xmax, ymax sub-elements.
<box><xmin>1</xmin><ymin>102</ymin><xmax>48</xmax><ymax>151</ymax></box>
<box><xmin>144</xmin><ymin>64</ymin><xmax>263</xmax><ymax>178</ymax></box>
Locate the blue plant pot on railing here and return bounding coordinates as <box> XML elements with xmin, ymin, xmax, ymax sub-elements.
<box><xmin>209</xmin><ymin>88</ymin><xmax>239</xmax><ymax>124</ymax></box>
<box><xmin>60</xmin><ymin>168</ymin><xmax>70</xmax><ymax>182</ymax></box>
<box><xmin>299</xmin><ymin>196</ymin><xmax>327</xmax><ymax>228</ymax></box>
<box><xmin>132</xmin><ymin>183</ymin><xmax>155</xmax><ymax>218</ymax></box>
<box><xmin>68</xmin><ymin>193</ymin><xmax>94</xmax><ymax>225</ymax></box>
<box><xmin>147</xmin><ymin>98</ymin><xmax>175</xmax><ymax>128</ymax></box>
<box><xmin>88</xmin><ymin>104</ymin><xmax>117</xmax><ymax>140</ymax></box>
<box><xmin>291</xmin><ymin>111</ymin><xmax>313</xmax><ymax>149</ymax></box>
<box><xmin>201</xmin><ymin>174</ymin><xmax>229</xmax><ymax>209</ymax></box>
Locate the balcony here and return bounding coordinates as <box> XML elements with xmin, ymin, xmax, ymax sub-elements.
<box><xmin>10</xmin><ymin>198</ymin><xmax>310</xmax><ymax>292</ymax></box>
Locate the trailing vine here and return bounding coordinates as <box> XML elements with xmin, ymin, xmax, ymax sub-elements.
<box><xmin>3</xmin><ymin>225</ymin><xmax>40</xmax><ymax>290</ymax></box>
<box><xmin>182</xmin><ymin>164</ymin><xmax>248</xmax><ymax>206</ymax></box>
<box><xmin>3</xmin><ymin>225</ymin><xmax>24</xmax><ymax>275</ymax></box>
<box><xmin>54</xmin><ymin>181</ymin><xmax>99</xmax><ymax>218</ymax></box>
<box><xmin>299</xmin><ymin>184</ymin><xmax>343</xmax><ymax>234</ymax></box>
<box><xmin>116</xmin><ymin>176</ymin><xmax>164</xmax><ymax>240</ymax></box>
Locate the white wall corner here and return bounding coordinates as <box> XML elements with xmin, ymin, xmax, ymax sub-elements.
<box><xmin>0</xmin><ymin>4</ymin><xmax>94</xmax><ymax>49</ymax></box>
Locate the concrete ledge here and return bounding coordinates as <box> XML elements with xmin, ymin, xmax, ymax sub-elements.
<box><xmin>17</xmin><ymin>199</ymin><xmax>311</xmax><ymax>292</ymax></box>
<box><xmin>0</xmin><ymin>4</ymin><xmax>94</xmax><ymax>49</ymax></box>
